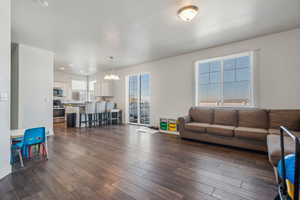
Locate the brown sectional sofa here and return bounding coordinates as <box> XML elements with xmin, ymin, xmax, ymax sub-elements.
<box><xmin>178</xmin><ymin>107</ymin><xmax>300</xmax><ymax>154</ymax></box>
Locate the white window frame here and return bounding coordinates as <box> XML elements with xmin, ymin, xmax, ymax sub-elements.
<box><xmin>125</xmin><ymin>72</ymin><xmax>151</xmax><ymax>126</ymax></box>
<box><xmin>71</xmin><ymin>79</ymin><xmax>88</xmax><ymax>102</ymax></box>
<box><xmin>195</xmin><ymin>51</ymin><xmax>255</xmax><ymax>108</ymax></box>
<box><xmin>88</xmin><ymin>80</ymin><xmax>97</xmax><ymax>101</ymax></box>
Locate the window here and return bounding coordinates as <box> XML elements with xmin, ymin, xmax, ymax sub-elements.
<box><xmin>126</xmin><ymin>73</ymin><xmax>151</xmax><ymax>125</ymax></box>
<box><xmin>195</xmin><ymin>52</ymin><xmax>254</xmax><ymax>107</ymax></box>
<box><xmin>71</xmin><ymin>80</ymin><xmax>87</xmax><ymax>101</ymax></box>
<box><xmin>72</xmin><ymin>80</ymin><xmax>86</xmax><ymax>91</ymax></box>
<box><xmin>88</xmin><ymin>80</ymin><xmax>96</xmax><ymax>101</ymax></box>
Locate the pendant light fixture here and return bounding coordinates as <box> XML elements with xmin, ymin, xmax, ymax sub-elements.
<box><xmin>177</xmin><ymin>5</ymin><xmax>199</xmax><ymax>22</ymax></box>
<box><xmin>104</xmin><ymin>73</ymin><xmax>120</xmax><ymax>81</ymax></box>
<box><xmin>104</xmin><ymin>56</ymin><xmax>120</xmax><ymax>81</ymax></box>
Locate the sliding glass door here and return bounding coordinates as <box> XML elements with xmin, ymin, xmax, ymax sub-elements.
<box><xmin>140</xmin><ymin>73</ymin><xmax>150</xmax><ymax>125</ymax></box>
<box><xmin>127</xmin><ymin>73</ymin><xmax>150</xmax><ymax>125</ymax></box>
<box><xmin>128</xmin><ymin>75</ymin><xmax>139</xmax><ymax>124</ymax></box>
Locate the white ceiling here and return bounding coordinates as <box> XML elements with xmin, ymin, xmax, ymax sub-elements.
<box><xmin>12</xmin><ymin>0</ymin><xmax>300</xmax><ymax>75</ymax></box>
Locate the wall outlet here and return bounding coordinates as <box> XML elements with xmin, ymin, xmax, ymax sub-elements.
<box><xmin>0</xmin><ymin>92</ymin><xmax>8</xmax><ymax>102</ymax></box>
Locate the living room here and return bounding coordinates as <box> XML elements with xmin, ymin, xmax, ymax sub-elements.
<box><xmin>1</xmin><ymin>0</ymin><xmax>300</xmax><ymax>200</ymax></box>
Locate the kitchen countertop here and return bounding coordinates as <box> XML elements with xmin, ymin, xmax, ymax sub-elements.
<box><xmin>53</xmin><ymin>107</ymin><xmax>65</xmax><ymax>110</ymax></box>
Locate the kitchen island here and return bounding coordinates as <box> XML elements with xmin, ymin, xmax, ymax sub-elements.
<box><xmin>64</xmin><ymin>104</ymin><xmax>85</xmax><ymax>128</ymax></box>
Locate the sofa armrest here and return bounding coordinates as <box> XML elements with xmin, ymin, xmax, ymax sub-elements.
<box><xmin>178</xmin><ymin>116</ymin><xmax>191</xmax><ymax>132</ymax></box>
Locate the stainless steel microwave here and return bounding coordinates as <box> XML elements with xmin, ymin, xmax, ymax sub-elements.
<box><xmin>53</xmin><ymin>88</ymin><xmax>63</xmax><ymax>97</ymax></box>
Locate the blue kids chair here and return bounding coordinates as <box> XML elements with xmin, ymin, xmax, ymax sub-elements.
<box><xmin>22</xmin><ymin>127</ymin><xmax>48</xmax><ymax>160</ymax></box>
<box><xmin>11</xmin><ymin>127</ymin><xmax>48</xmax><ymax>167</ymax></box>
<box><xmin>11</xmin><ymin>137</ymin><xmax>24</xmax><ymax>167</ymax></box>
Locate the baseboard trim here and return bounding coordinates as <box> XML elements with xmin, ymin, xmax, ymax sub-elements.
<box><xmin>0</xmin><ymin>165</ymin><xmax>11</xmax><ymax>180</ymax></box>
<box><xmin>47</xmin><ymin>128</ymin><xmax>54</xmax><ymax>136</ymax></box>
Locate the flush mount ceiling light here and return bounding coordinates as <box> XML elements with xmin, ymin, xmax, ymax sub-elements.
<box><xmin>177</xmin><ymin>5</ymin><xmax>199</xmax><ymax>22</ymax></box>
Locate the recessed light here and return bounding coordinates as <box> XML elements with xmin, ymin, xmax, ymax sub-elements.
<box><xmin>108</xmin><ymin>56</ymin><xmax>115</xmax><ymax>62</ymax></box>
<box><xmin>178</xmin><ymin>5</ymin><xmax>199</xmax><ymax>22</ymax></box>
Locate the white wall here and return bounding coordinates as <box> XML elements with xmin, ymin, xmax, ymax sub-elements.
<box><xmin>54</xmin><ymin>71</ymin><xmax>87</xmax><ymax>101</ymax></box>
<box><xmin>111</xmin><ymin>28</ymin><xmax>300</xmax><ymax>126</ymax></box>
<box><xmin>54</xmin><ymin>71</ymin><xmax>87</xmax><ymax>83</ymax></box>
<box><xmin>12</xmin><ymin>44</ymin><xmax>54</xmax><ymax>135</ymax></box>
<box><xmin>11</xmin><ymin>44</ymin><xmax>19</xmax><ymax>130</ymax></box>
<box><xmin>0</xmin><ymin>0</ymin><xmax>11</xmax><ymax>179</ymax></box>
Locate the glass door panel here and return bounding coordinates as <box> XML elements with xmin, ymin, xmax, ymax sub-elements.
<box><xmin>127</xmin><ymin>73</ymin><xmax>150</xmax><ymax>125</ymax></box>
<box><xmin>140</xmin><ymin>73</ymin><xmax>150</xmax><ymax>125</ymax></box>
<box><xmin>128</xmin><ymin>75</ymin><xmax>139</xmax><ymax>123</ymax></box>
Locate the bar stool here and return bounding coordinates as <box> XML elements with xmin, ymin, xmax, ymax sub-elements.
<box><xmin>106</xmin><ymin>102</ymin><xmax>118</xmax><ymax>125</ymax></box>
<box><xmin>80</xmin><ymin>102</ymin><xmax>97</xmax><ymax>128</ymax></box>
<box><xmin>96</xmin><ymin>101</ymin><xmax>108</xmax><ymax>126</ymax></box>
<box><xmin>110</xmin><ymin>109</ymin><xmax>121</xmax><ymax>125</ymax></box>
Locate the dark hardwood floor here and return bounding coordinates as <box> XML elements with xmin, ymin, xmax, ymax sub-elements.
<box><xmin>1</xmin><ymin>124</ymin><xmax>277</xmax><ymax>200</ymax></box>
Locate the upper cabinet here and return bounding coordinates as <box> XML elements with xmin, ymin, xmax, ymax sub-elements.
<box><xmin>95</xmin><ymin>81</ymin><xmax>113</xmax><ymax>97</ymax></box>
<box><xmin>54</xmin><ymin>81</ymin><xmax>65</xmax><ymax>89</ymax></box>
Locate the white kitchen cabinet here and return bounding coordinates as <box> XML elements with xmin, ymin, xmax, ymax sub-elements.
<box><xmin>95</xmin><ymin>81</ymin><xmax>113</xmax><ymax>97</ymax></box>
<box><xmin>54</xmin><ymin>81</ymin><xmax>66</xmax><ymax>91</ymax></box>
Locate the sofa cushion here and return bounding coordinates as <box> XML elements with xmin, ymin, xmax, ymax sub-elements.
<box><xmin>189</xmin><ymin>107</ymin><xmax>214</xmax><ymax>124</ymax></box>
<box><xmin>207</xmin><ymin>125</ymin><xmax>235</xmax><ymax>137</ymax></box>
<box><xmin>185</xmin><ymin>123</ymin><xmax>210</xmax><ymax>132</ymax></box>
<box><xmin>235</xmin><ymin>127</ymin><xmax>268</xmax><ymax>141</ymax></box>
<box><xmin>267</xmin><ymin>134</ymin><xmax>294</xmax><ymax>166</ymax></box>
<box><xmin>238</xmin><ymin>109</ymin><xmax>268</xmax><ymax>129</ymax></box>
<box><xmin>214</xmin><ymin>109</ymin><xmax>237</xmax><ymax>126</ymax></box>
<box><xmin>269</xmin><ymin>110</ymin><xmax>300</xmax><ymax>131</ymax></box>
<box><xmin>268</xmin><ymin>129</ymin><xmax>300</xmax><ymax>138</ymax></box>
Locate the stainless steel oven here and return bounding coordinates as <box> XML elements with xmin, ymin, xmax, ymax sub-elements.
<box><xmin>53</xmin><ymin>107</ymin><xmax>65</xmax><ymax>123</ymax></box>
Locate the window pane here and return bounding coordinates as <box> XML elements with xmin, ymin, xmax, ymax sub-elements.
<box><xmin>198</xmin><ymin>61</ymin><xmax>221</xmax><ymax>106</ymax></box>
<box><xmin>207</xmin><ymin>84</ymin><xmax>221</xmax><ymax>101</ymax></box>
<box><xmin>198</xmin><ymin>84</ymin><xmax>220</xmax><ymax>106</ymax></box>
<box><xmin>89</xmin><ymin>81</ymin><xmax>96</xmax><ymax>91</ymax></box>
<box><xmin>236</xmin><ymin>56</ymin><xmax>250</xmax><ymax>69</ymax></box>
<box><xmin>199</xmin><ymin>74</ymin><xmax>209</xmax><ymax>84</ymax></box>
<box><xmin>210</xmin><ymin>72</ymin><xmax>220</xmax><ymax>83</ymax></box>
<box><xmin>72</xmin><ymin>80</ymin><xmax>86</xmax><ymax>90</ymax></box>
<box><xmin>223</xmin><ymin>70</ymin><xmax>235</xmax><ymax>82</ymax></box>
<box><xmin>236</xmin><ymin>68</ymin><xmax>250</xmax><ymax>81</ymax></box>
<box><xmin>128</xmin><ymin>75</ymin><xmax>139</xmax><ymax>123</ymax></box>
<box><xmin>71</xmin><ymin>80</ymin><xmax>87</xmax><ymax>101</ymax></box>
<box><xmin>199</xmin><ymin>63</ymin><xmax>210</xmax><ymax>74</ymax></box>
<box><xmin>210</xmin><ymin>61</ymin><xmax>221</xmax><ymax>72</ymax></box>
<box><xmin>224</xmin><ymin>58</ymin><xmax>235</xmax><ymax>71</ymax></box>
<box><xmin>140</xmin><ymin>74</ymin><xmax>150</xmax><ymax>125</ymax></box>
<box><xmin>223</xmin><ymin>81</ymin><xmax>250</xmax><ymax>106</ymax></box>
<box><xmin>223</xmin><ymin>55</ymin><xmax>251</xmax><ymax>106</ymax></box>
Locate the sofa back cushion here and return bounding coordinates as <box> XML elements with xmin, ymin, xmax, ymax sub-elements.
<box><xmin>269</xmin><ymin>110</ymin><xmax>300</xmax><ymax>131</ymax></box>
<box><xmin>214</xmin><ymin>109</ymin><xmax>237</xmax><ymax>126</ymax></box>
<box><xmin>238</xmin><ymin>109</ymin><xmax>268</xmax><ymax>129</ymax></box>
<box><xmin>189</xmin><ymin>107</ymin><xmax>214</xmax><ymax>124</ymax></box>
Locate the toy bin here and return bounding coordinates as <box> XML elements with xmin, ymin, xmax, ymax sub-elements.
<box><xmin>168</xmin><ymin>119</ymin><xmax>177</xmax><ymax>132</ymax></box>
<box><xmin>160</xmin><ymin>118</ymin><xmax>168</xmax><ymax>130</ymax></box>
